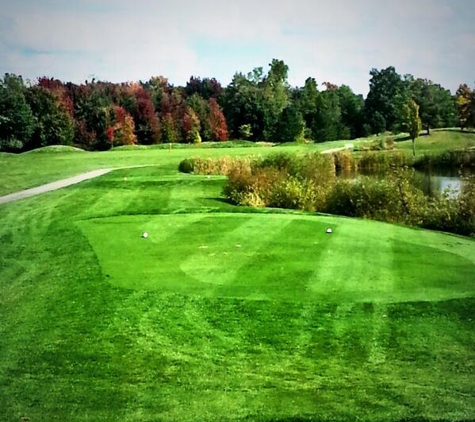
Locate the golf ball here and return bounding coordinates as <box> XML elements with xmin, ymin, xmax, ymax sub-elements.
<box><xmin>326</xmin><ymin>228</ymin><xmax>333</xmax><ymax>234</ymax></box>
<box><xmin>142</xmin><ymin>232</ymin><xmax>149</xmax><ymax>238</ymax></box>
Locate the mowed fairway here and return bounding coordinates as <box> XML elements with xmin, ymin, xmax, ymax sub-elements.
<box><xmin>1</xmin><ymin>164</ymin><xmax>475</xmax><ymax>421</ymax></box>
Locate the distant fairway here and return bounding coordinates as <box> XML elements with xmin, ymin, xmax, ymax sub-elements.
<box><xmin>1</xmin><ymin>151</ymin><xmax>475</xmax><ymax>422</ymax></box>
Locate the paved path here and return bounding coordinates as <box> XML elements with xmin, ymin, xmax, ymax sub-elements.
<box><xmin>0</xmin><ymin>169</ymin><xmax>113</xmax><ymax>205</ymax></box>
<box><xmin>321</xmin><ymin>143</ymin><xmax>354</xmax><ymax>154</ymax></box>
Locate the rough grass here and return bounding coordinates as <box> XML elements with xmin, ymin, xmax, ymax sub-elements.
<box><xmin>1</xmin><ymin>165</ymin><xmax>475</xmax><ymax>422</ymax></box>
<box><xmin>396</xmin><ymin>130</ymin><xmax>475</xmax><ymax>154</ymax></box>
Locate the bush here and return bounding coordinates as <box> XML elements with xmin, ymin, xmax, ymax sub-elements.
<box><xmin>178</xmin><ymin>158</ymin><xmax>194</xmax><ymax>173</ymax></box>
<box><xmin>0</xmin><ymin>137</ymin><xmax>23</xmax><ymax>152</ymax></box>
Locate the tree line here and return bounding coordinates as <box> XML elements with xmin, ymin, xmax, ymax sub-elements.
<box><xmin>0</xmin><ymin>59</ymin><xmax>474</xmax><ymax>152</ymax></box>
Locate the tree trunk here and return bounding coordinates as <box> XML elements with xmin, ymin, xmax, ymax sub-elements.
<box><xmin>426</xmin><ymin>125</ymin><xmax>430</xmax><ymax>136</ymax></box>
<box><xmin>412</xmin><ymin>139</ymin><xmax>416</xmax><ymax>157</ymax></box>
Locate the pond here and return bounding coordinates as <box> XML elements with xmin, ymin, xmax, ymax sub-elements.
<box><xmin>339</xmin><ymin>167</ymin><xmax>475</xmax><ymax>198</ymax></box>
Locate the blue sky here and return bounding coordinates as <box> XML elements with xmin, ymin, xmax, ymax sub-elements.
<box><xmin>0</xmin><ymin>0</ymin><xmax>474</xmax><ymax>95</ymax></box>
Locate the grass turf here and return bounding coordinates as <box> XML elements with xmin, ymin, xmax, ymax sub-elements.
<box><xmin>1</xmin><ymin>140</ymin><xmax>475</xmax><ymax>421</ymax></box>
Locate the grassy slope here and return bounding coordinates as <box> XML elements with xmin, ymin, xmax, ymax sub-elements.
<box><xmin>1</xmin><ymin>165</ymin><xmax>475</xmax><ymax>422</ymax></box>
<box><xmin>396</xmin><ymin>130</ymin><xmax>475</xmax><ymax>154</ymax></box>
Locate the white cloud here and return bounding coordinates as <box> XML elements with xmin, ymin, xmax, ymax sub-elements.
<box><xmin>0</xmin><ymin>0</ymin><xmax>474</xmax><ymax>94</ymax></box>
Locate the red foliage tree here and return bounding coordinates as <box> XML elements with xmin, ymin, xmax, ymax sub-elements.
<box><xmin>208</xmin><ymin>98</ymin><xmax>228</xmax><ymax>141</ymax></box>
<box><xmin>107</xmin><ymin>106</ymin><xmax>137</xmax><ymax>146</ymax></box>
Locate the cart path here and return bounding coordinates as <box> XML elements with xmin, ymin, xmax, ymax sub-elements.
<box><xmin>0</xmin><ymin>169</ymin><xmax>114</xmax><ymax>205</ymax></box>
<box><xmin>321</xmin><ymin>143</ymin><xmax>354</xmax><ymax>154</ymax></box>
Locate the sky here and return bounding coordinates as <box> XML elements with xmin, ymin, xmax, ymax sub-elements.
<box><xmin>0</xmin><ymin>0</ymin><xmax>474</xmax><ymax>96</ymax></box>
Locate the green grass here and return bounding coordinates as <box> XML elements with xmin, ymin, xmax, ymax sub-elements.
<box><xmin>1</xmin><ymin>162</ymin><xmax>475</xmax><ymax>422</ymax></box>
<box><xmin>396</xmin><ymin>130</ymin><xmax>475</xmax><ymax>154</ymax></box>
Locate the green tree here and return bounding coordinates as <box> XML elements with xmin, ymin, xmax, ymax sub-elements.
<box><xmin>277</xmin><ymin>105</ymin><xmax>306</xmax><ymax>143</ymax></box>
<box><xmin>223</xmin><ymin>71</ymin><xmax>265</xmax><ymax>140</ymax></box>
<box><xmin>25</xmin><ymin>86</ymin><xmax>75</xmax><ymax>149</ymax></box>
<box><xmin>403</xmin><ymin>99</ymin><xmax>422</xmax><ymax>156</ymax></box>
<box><xmin>294</xmin><ymin>77</ymin><xmax>319</xmax><ymax>140</ymax></box>
<box><xmin>337</xmin><ymin>85</ymin><xmax>365</xmax><ymax>138</ymax></box>
<box><xmin>365</xmin><ymin>66</ymin><xmax>409</xmax><ymax>133</ymax></box>
<box><xmin>261</xmin><ymin>59</ymin><xmax>290</xmax><ymax>141</ymax></box>
<box><xmin>0</xmin><ymin>74</ymin><xmax>36</xmax><ymax>151</ymax></box>
<box><xmin>409</xmin><ymin>78</ymin><xmax>457</xmax><ymax>134</ymax></box>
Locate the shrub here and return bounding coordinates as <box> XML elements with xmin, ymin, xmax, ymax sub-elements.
<box><xmin>178</xmin><ymin>158</ymin><xmax>194</xmax><ymax>173</ymax></box>
<box><xmin>324</xmin><ymin>170</ymin><xmax>427</xmax><ymax>225</ymax></box>
<box><xmin>270</xmin><ymin>177</ymin><xmax>316</xmax><ymax>211</ymax></box>
<box><xmin>238</xmin><ymin>124</ymin><xmax>252</xmax><ymax>140</ymax></box>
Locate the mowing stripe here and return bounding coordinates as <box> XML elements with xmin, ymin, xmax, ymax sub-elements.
<box><xmin>180</xmin><ymin>215</ymin><xmax>293</xmax><ymax>293</ymax></box>
<box><xmin>367</xmin><ymin>303</ymin><xmax>389</xmax><ymax>365</ymax></box>
<box><xmin>308</xmin><ymin>220</ymin><xmax>396</xmax><ymax>303</ymax></box>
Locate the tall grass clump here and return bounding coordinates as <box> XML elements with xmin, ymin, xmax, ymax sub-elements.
<box><xmin>223</xmin><ymin>153</ymin><xmax>335</xmax><ymax>210</ymax></box>
<box><xmin>357</xmin><ymin>151</ymin><xmax>414</xmax><ymax>171</ymax></box>
<box><xmin>178</xmin><ymin>156</ymin><xmax>253</xmax><ymax>175</ymax></box>
<box><xmin>332</xmin><ymin>150</ymin><xmax>357</xmax><ymax>172</ymax></box>
<box><xmin>414</xmin><ymin>149</ymin><xmax>475</xmax><ymax>170</ymax></box>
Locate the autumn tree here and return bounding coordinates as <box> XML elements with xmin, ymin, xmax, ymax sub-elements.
<box><xmin>106</xmin><ymin>106</ymin><xmax>137</xmax><ymax>146</ymax></box>
<box><xmin>403</xmin><ymin>99</ymin><xmax>422</xmax><ymax>156</ymax></box>
<box><xmin>182</xmin><ymin>106</ymin><xmax>201</xmax><ymax>144</ymax></box>
<box><xmin>185</xmin><ymin>77</ymin><xmax>222</xmax><ymax>100</ymax></box>
<box><xmin>161</xmin><ymin>113</ymin><xmax>178</xmax><ymax>143</ymax></box>
<box><xmin>208</xmin><ymin>98</ymin><xmax>228</xmax><ymax>141</ymax></box>
<box><xmin>186</xmin><ymin>93</ymin><xmax>212</xmax><ymax>141</ymax></box>
<box><xmin>456</xmin><ymin>84</ymin><xmax>475</xmax><ymax>130</ymax></box>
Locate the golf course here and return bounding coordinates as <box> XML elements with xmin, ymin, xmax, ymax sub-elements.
<box><xmin>1</xmin><ymin>132</ymin><xmax>475</xmax><ymax>421</ymax></box>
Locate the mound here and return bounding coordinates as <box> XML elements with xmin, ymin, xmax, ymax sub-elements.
<box><xmin>78</xmin><ymin>213</ymin><xmax>475</xmax><ymax>303</ymax></box>
<box><xmin>24</xmin><ymin>145</ymin><xmax>86</xmax><ymax>154</ymax></box>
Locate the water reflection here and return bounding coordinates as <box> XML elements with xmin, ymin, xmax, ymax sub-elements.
<box><xmin>337</xmin><ymin>168</ymin><xmax>473</xmax><ymax>198</ymax></box>
<box><xmin>415</xmin><ymin>171</ymin><xmax>462</xmax><ymax>198</ymax></box>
